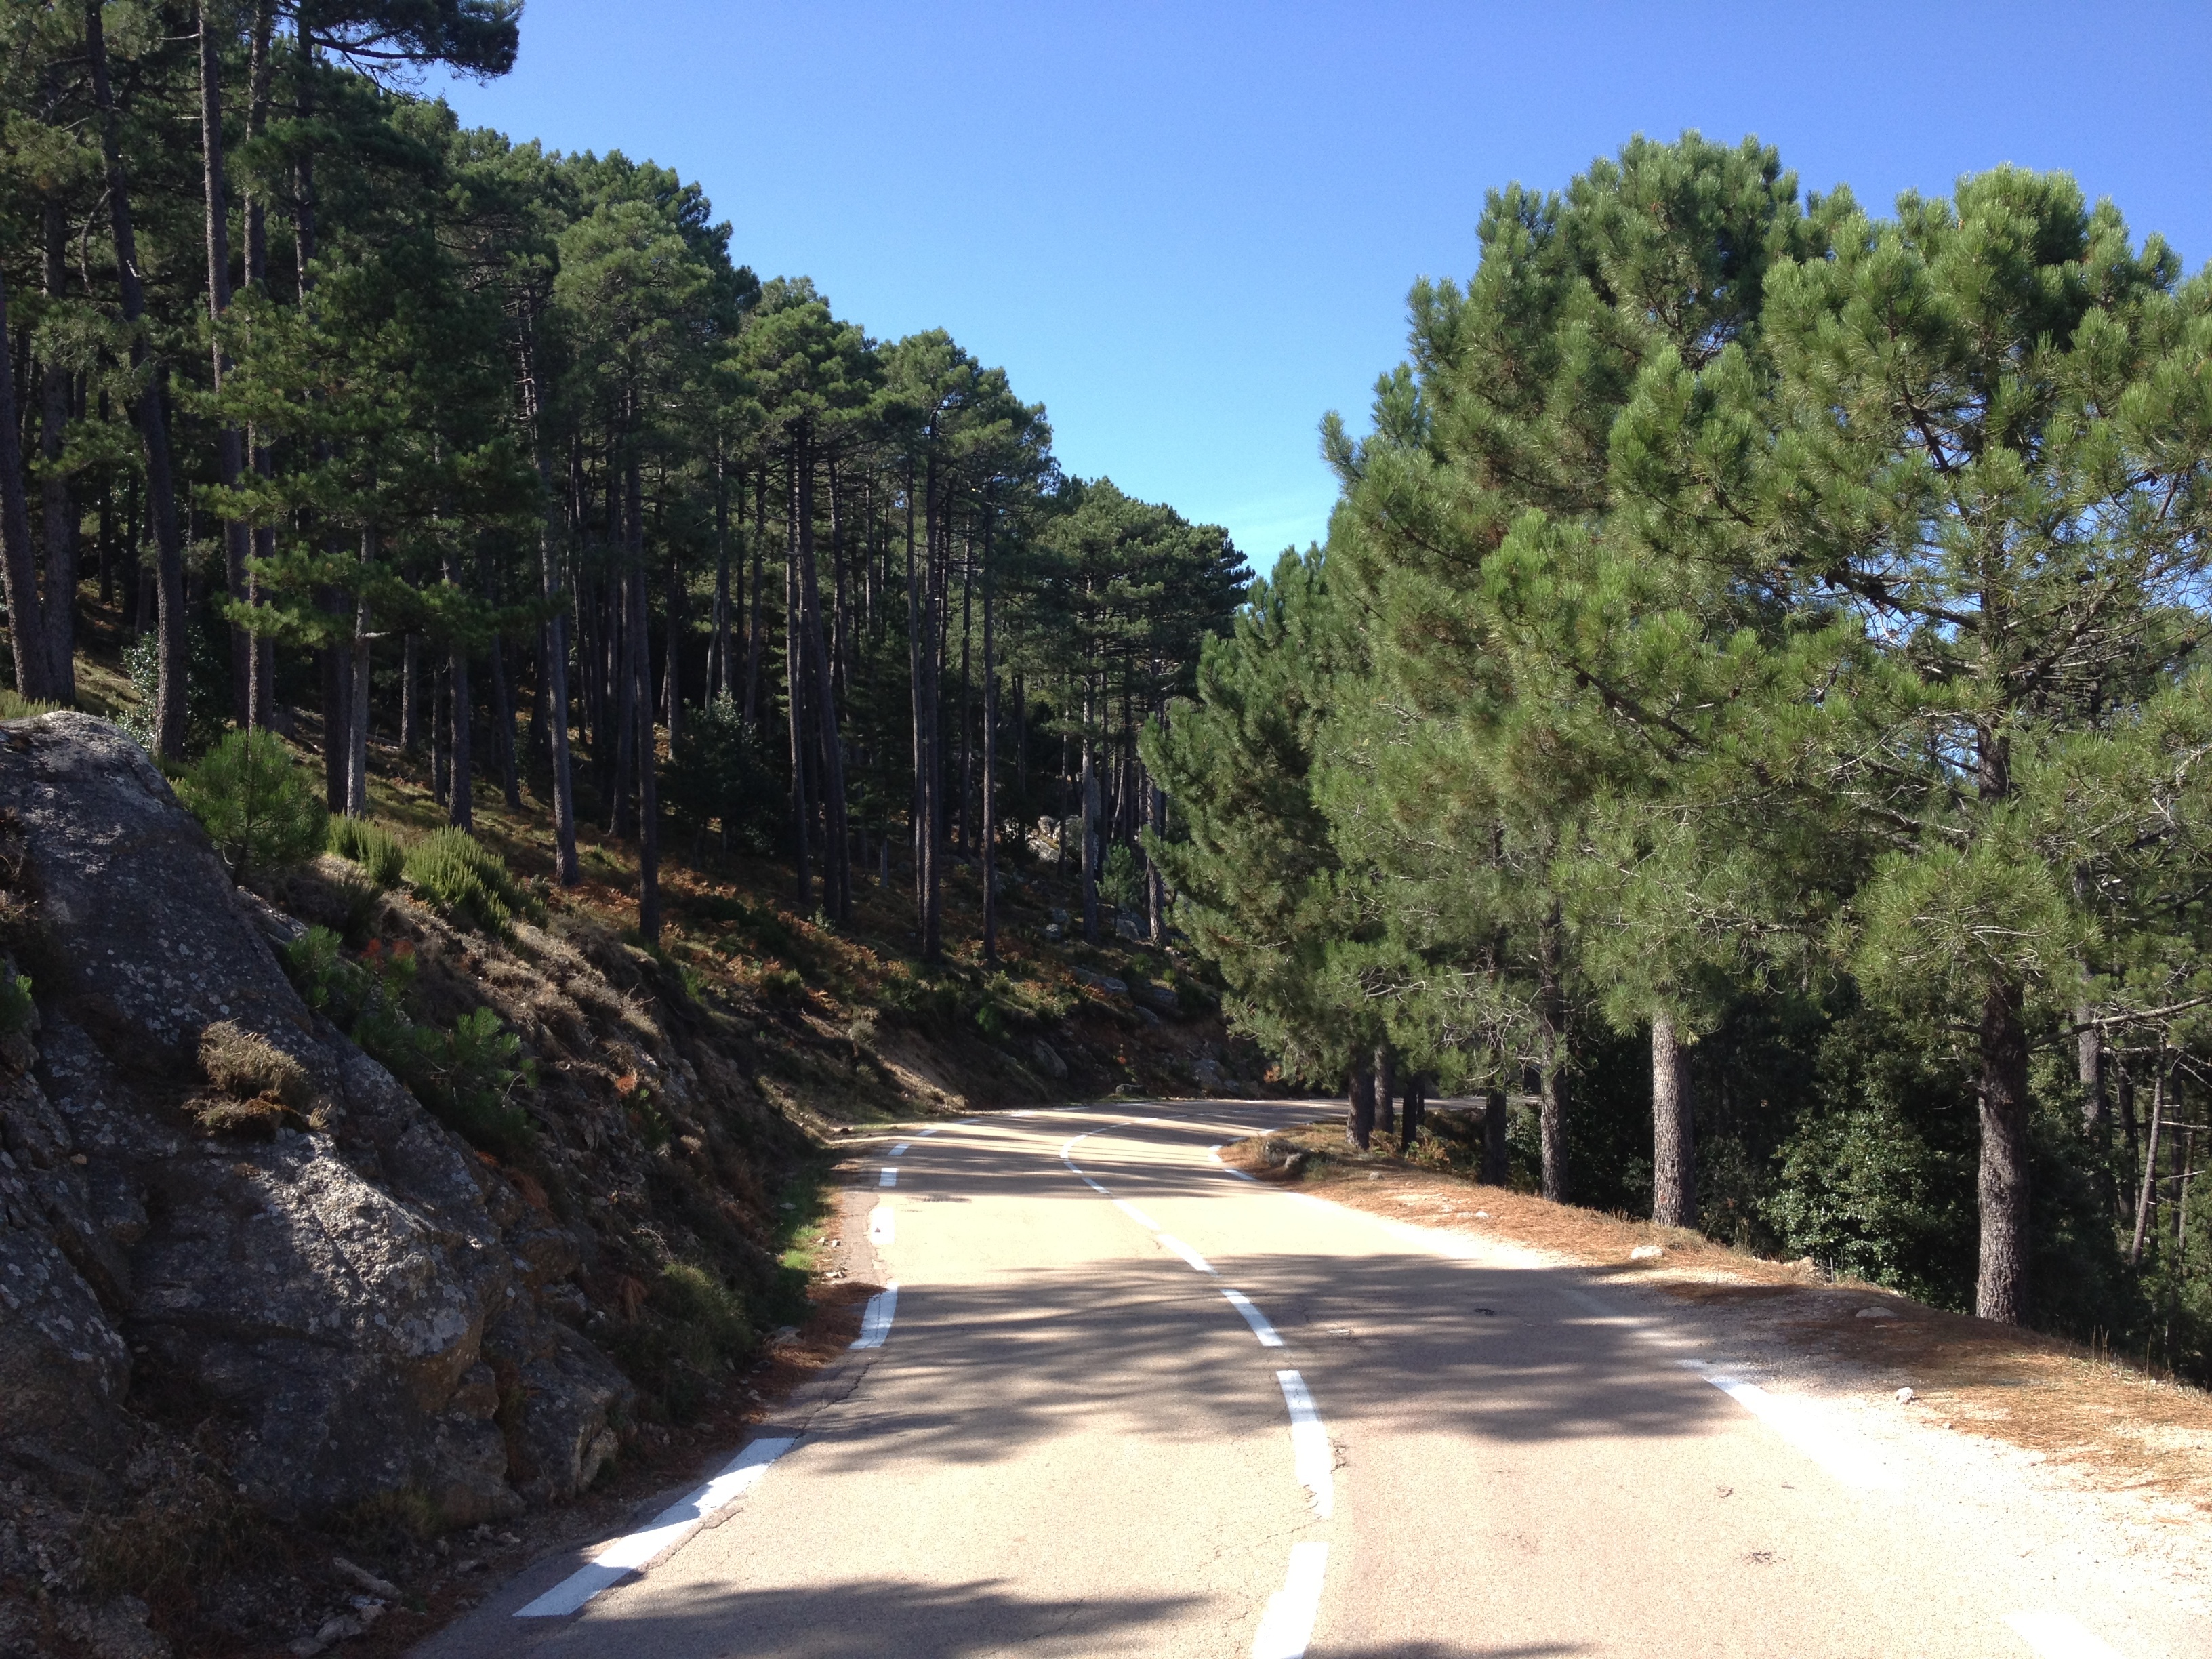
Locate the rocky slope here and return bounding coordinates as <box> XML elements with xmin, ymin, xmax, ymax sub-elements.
<box><xmin>0</xmin><ymin>716</ymin><xmax>802</xmax><ymax>1656</ymax></box>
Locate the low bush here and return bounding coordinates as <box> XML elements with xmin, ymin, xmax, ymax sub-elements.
<box><xmin>328</xmin><ymin>815</ymin><xmax>408</xmax><ymax>889</ymax></box>
<box><xmin>403</xmin><ymin>827</ymin><xmax>529</xmax><ymax>935</ymax></box>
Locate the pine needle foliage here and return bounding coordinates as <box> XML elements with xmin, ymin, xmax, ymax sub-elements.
<box><xmin>176</xmin><ymin>731</ymin><xmax>329</xmax><ymax>884</ymax></box>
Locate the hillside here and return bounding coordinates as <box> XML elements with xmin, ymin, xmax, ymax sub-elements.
<box><xmin>0</xmin><ymin>642</ymin><xmax>1265</xmax><ymax>1659</ymax></box>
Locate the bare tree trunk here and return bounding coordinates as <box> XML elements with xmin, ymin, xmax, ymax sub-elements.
<box><xmin>1652</xmin><ymin>1010</ymin><xmax>1696</xmax><ymax>1228</ymax></box>
<box><xmin>1402</xmin><ymin>1073</ymin><xmax>1426</xmax><ymax>1147</ymax></box>
<box><xmin>1375</xmin><ymin>1045</ymin><xmax>1397</xmax><ymax>1140</ymax></box>
<box><xmin>1348</xmin><ymin>1065</ymin><xmax>1375</xmax><ymax>1151</ymax></box>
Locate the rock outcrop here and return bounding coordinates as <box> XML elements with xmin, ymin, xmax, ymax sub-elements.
<box><xmin>0</xmin><ymin>714</ymin><xmax>626</xmax><ymax>1528</ymax></box>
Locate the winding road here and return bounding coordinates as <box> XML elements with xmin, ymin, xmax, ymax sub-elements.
<box><xmin>422</xmin><ymin>1103</ymin><xmax>2204</xmax><ymax>1659</ymax></box>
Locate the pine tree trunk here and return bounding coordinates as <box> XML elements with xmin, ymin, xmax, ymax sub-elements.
<box><xmin>91</xmin><ymin>0</ymin><xmax>188</xmax><ymax>750</ymax></box>
<box><xmin>1976</xmin><ymin>975</ymin><xmax>2032</xmax><ymax>1322</ymax></box>
<box><xmin>630</xmin><ymin>475</ymin><xmax>659</xmax><ymax>943</ymax></box>
<box><xmin>243</xmin><ymin>0</ymin><xmax>275</xmax><ymax>729</ymax></box>
<box><xmin>40</xmin><ymin>201</ymin><xmax>75</xmax><ymax>704</ymax></box>
<box><xmin>661</xmin><ymin>543</ymin><xmax>682</xmax><ymax>745</ymax></box>
<box><xmin>199</xmin><ymin>2</ymin><xmax>247</xmax><ymax>726</ymax></box>
<box><xmin>1483</xmin><ymin>1076</ymin><xmax>1509</xmax><ymax>1185</ymax></box>
<box><xmin>905</xmin><ymin>462</ymin><xmax>928</xmax><ymax>947</ymax></box>
<box><xmin>1348</xmin><ymin>1065</ymin><xmax>1375</xmax><ymax>1151</ymax></box>
<box><xmin>711</xmin><ymin>438</ymin><xmax>731</xmax><ymax>701</ymax></box>
<box><xmin>797</xmin><ymin>434</ymin><xmax>848</xmax><ymax>922</ymax></box>
<box><xmin>0</xmin><ymin>270</ymin><xmax>49</xmax><ymax>699</ymax></box>
<box><xmin>1403</xmin><ymin>1073</ymin><xmax>1425</xmax><ymax>1147</ymax></box>
<box><xmin>344</xmin><ymin>534</ymin><xmax>371</xmax><ymax>819</ymax></box>
<box><xmin>527</xmin><ymin>365</ymin><xmax>577</xmax><ymax>882</ymax></box>
<box><xmin>490</xmin><ymin>634</ymin><xmax>520</xmax><ymax>811</ymax></box>
<box><xmin>430</xmin><ymin>661</ymin><xmax>447</xmax><ymax>806</ymax></box>
<box><xmin>401</xmin><ymin>634</ymin><xmax>421</xmax><ymax>751</ymax></box>
<box><xmin>744</xmin><ymin>463</ymin><xmax>766</xmax><ymax>730</ymax></box>
<box><xmin>1537</xmin><ymin>903</ymin><xmax>1570</xmax><ymax>1204</ymax></box>
<box><xmin>981</xmin><ymin>527</ymin><xmax>998</xmax><ymax>962</ymax></box>
<box><xmin>448</xmin><ymin>630</ymin><xmax>472</xmax><ymax>833</ymax></box>
<box><xmin>1652</xmin><ymin>1010</ymin><xmax>1695</xmax><ymax>1228</ymax></box>
<box><xmin>1375</xmin><ymin>1045</ymin><xmax>1397</xmax><ymax>1139</ymax></box>
<box><xmin>1081</xmin><ymin>680</ymin><xmax>1100</xmax><ymax>944</ymax></box>
<box><xmin>785</xmin><ymin>457</ymin><xmax>812</xmax><ymax>912</ymax></box>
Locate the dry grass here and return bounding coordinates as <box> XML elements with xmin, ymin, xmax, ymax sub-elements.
<box><xmin>1230</xmin><ymin>1111</ymin><xmax>2212</xmax><ymax>1524</ymax></box>
<box><xmin>197</xmin><ymin>1019</ymin><xmax>312</xmax><ymax>1109</ymax></box>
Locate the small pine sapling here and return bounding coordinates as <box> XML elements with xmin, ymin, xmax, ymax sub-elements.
<box><xmin>178</xmin><ymin>731</ymin><xmax>329</xmax><ymax>884</ymax></box>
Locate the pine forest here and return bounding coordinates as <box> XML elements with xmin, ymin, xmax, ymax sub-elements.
<box><xmin>7</xmin><ymin>3</ymin><xmax>2212</xmax><ymax>1393</ymax></box>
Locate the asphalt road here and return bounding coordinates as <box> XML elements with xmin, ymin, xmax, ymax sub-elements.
<box><xmin>422</xmin><ymin>1103</ymin><xmax>2205</xmax><ymax>1659</ymax></box>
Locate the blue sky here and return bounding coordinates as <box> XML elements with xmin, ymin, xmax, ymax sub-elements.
<box><xmin>432</xmin><ymin>1</ymin><xmax>2212</xmax><ymax>566</ymax></box>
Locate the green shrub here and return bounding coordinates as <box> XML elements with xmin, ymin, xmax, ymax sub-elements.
<box><xmin>176</xmin><ymin>729</ymin><xmax>329</xmax><ymax>883</ymax></box>
<box><xmin>1100</xmin><ymin>841</ymin><xmax>1143</xmax><ymax>912</ymax></box>
<box><xmin>329</xmin><ymin>815</ymin><xmax>408</xmax><ymax>888</ymax></box>
<box><xmin>280</xmin><ymin>925</ymin><xmax>351</xmax><ymax>1014</ymax></box>
<box><xmin>415</xmin><ymin>1006</ymin><xmax>531</xmax><ymax>1154</ymax></box>
<box><xmin>403</xmin><ymin>827</ymin><xmax>527</xmax><ymax>935</ymax></box>
<box><xmin>0</xmin><ymin>970</ymin><xmax>32</xmax><ymax>1041</ymax></box>
<box><xmin>118</xmin><ymin>622</ymin><xmax>230</xmax><ymax>755</ymax></box>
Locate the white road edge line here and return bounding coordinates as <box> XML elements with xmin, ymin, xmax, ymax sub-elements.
<box><xmin>915</xmin><ymin>1126</ymin><xmax>942</xmax><ymax>1136</ymax></box>
<box><xmin>514</xmin><ymin>1435</ymin><xmax>798</xmax><ymax>1617</ymax></box>
<box><xmin>1680</xmin><ymin>1362</ymin><xmax>1900</xmax><ymax>1492</ymax></box>
<box><xmin>891</xmin><ymin>1142</ymin><xmax>911</xmax><ymax>1155</ymax></box>
<box><xmin>867</xmin><ymin>1204</ymin><xmax>895</xmax><ymax>1245</ymax></box>
<box><xmin>1221</xmin><ymin>1287</ymin><xmax>1284</xmax><ymax>1347</ymax></box>
<box><xmin>878</xmin><ymin>1167</ymin><xmax>897</xmax><ymax>1188</ymax></box>
<box><xmin>850</xmin><ymin>1282</ymin><xmax>900</xmax><ymax>1349</ymax></box>
<box><xmin>1250</xmin><ymin>1540</ymin><xmax>1328</xmax><ymax>1659</ymax></box>
<box><xmin>2003</xmin><ymin>1611</ymin><xmax>2125</xmax><ymax>1659</ymax></box>
<box><xmin>1113</xmin><ymin>1198</ymin><xmax>1161</xmax><ymax>1231</ymax></box>
<box><xmin>1275</xmin><ymin>1370</ymin><xmax>1333</xmax><ymax>1518</ymax></box>
<box><xmin>1159</xmin><ymin>1233</ymin><xmax>1216</xmax><ymax>1274</ymax></box>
